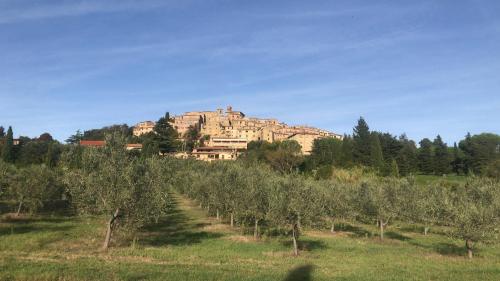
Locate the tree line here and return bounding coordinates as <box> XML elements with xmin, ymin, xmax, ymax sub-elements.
<box><xmin>245</xmin><ymin>118</ymin><xmax>500</xmax><ymax>179</ymax></box>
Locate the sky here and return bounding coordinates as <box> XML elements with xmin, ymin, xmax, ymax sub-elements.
<box><xmin>0</xmin><ymin>0</ymin><xmax>499</xmax><ymax>144</ymax></box>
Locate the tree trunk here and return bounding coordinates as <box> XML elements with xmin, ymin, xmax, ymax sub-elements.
<box><xmin>230</xmin><ymin>213</ymin><xmax>234</xmax><ymax>228</ymax></box>
<box><xmin>216</xmin><ymin>209</ymin><xmax>220</xmax><ymax>221</ymax></box>
<box><xmin>466</xmin><ymin>239</ymin><xmax>473</xmax><ymax>259</ymax></box>
<box><xmin>330</xmin><ymin>220</ymin><xmax>335</xmax><ymax>234</ymax></box>
<box><xmin>102</xmin><ymin>208</ymin><xmax>119</xmax><ymax>251</ymax></box>
<box><xmin>424</xmin><ymin>226</ymin><xmax>429</xmax><ymax>236</ymax></box>
<box><xmin>379</xmin><ymin>219</ymin><xmax>384</xmax><ymax>240</ymax></box>
<box><xmin>292</xmin><ymin>224</ymin><xmax>299</xmax><ymax>256</ymax></box>
<box><xmin>15</xmin><ymin>200</ymin><xmax>23</xmax><ymax>217</ymax></box>
<box><xmin>254</xmin><ymin>218</ymin><xmax>259</xmax><ymax>240</ymax></box>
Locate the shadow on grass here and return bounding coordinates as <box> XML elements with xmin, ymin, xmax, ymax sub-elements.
<box><xmin>0</xmin><ymin>224</ymin><xmax>75</xmax><ymax>236</ymax></box>
<box><xmin>409</xmin><ymin>240</ymin><xmax>467</xmax><ymax>257</ymax></box>
<box><xmin>282</xmin><ymin>239</ymin><xmax>328</xmax><ymax>252</ymax></box>
<box><xmin>385</xmin><ymin>231</ymin><xmax>411</xmax><ymax>241</ymax></box>
<box><xmin>138</xmin><ymin>202</ymin><xmax>222</xmax><ymax>247</ymax></box>
<box><xmin>283</xmin><ymin>264</ymin><xmax>314</xmax><ymax>281</ymax></box>
<box><xmin>0</xmin><ymin>215</ymin><xmax>75</xmax><ymax>237</ymax></box>
<box><xmin>342</xmin><ymin>224</ymin><xmax>372</xmax><ymax>238</ymax></box>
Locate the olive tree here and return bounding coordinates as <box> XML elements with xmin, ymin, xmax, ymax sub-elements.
<box><xmin>356</xmin><ymin>178</ymin><xmax>404</xmax><ymax>239</ymax></box>
<box><xmin>267</xmin><ymin>174</ymin><xmax>323</xmax><ymax>256</ymax></box>
<box><xmin>400</xmin><ymin>179</ymin><xmax>446</xmax><ymax>236</ymax></box>
<box><xmin>442</xmin><ymin>178</ymin><xmax>500</xmax><ymax>259</ymax></box>
<box><xmin>64</xmin><ymin>133</ymin><xmax>169</xmax><ymax>250</ymax></box>
<box><xmin>238</xmin><ymin>163</ymin><xmax>276</xmax><ymax>239</ymax></box>
<box><xmin>322</xmin><ymin>180</ymin><xmax>357</xmax><ymax>234</ymax></box>
<box><xmin>8</xmin><ymin>165</ymin><xmax>61</xmax><ymax>216</ymax></box>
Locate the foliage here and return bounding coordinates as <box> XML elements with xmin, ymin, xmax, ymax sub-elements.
<box><xmin>8</xmin><ymin>165</ymin><xmax>63</xmax><ymax>215</ymax></box>
<box><xmin>1</xmin><ymin>126</ymin><xmax>15</xmax><ymax>163</ymax></box>
<box><xmin>442</xmin><ymin>178</ymin><xmax>500</xmax><ymax>258</ymax></box>
<box><xmin>63</xmin><ymin>133</ymin><xmax>170</xmax><ymax>249</ymax></box>
<box><xmin>352</xmin><ymin>117</ymin><xmax>371</xmax><ymax>166</ymax></box>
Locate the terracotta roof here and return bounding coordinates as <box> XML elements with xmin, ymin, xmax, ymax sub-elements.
<box><xmin>126</xmin><ymin>144</ymin><xmax>143</xmax><ymax>148</ymax></box>
<box><xmin>80</xmin><ymin>140</ymin><xmax>105</xmax><ymax>147</ymax></box>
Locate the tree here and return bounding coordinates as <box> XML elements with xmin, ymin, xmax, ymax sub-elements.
<box><xmin>451</xmin><ymin>142</ymin><xmax>465</xmax><ymax>175</ymax></box>
<box><xmin>356</xmin><ymin>178</ymin><xmax>403</xmax><ymax>239</ymax></box>
<box><xmin>309</xmin><ymin>137</ymin><xmax>343</xmax><ymax>167</ymax></box>
<box><xmin>459</xmin><ymin>133</ymin><xmax>500</xmax><ymax>175</ymax></box>
<box><xmin>264</xmin><ymin>140</ymin><xmax>303</xmax><ymax>173</ymax></box>
<box><xmin>400</xmin><ymin>179</ymin><xmax>444</xmax><ymax>235</ymax></box>
<box><xmin>1</xmin><ymin>126</ymin><xmax>15</xmax><ymax>163</ymax></box>
<box><xmin>66</xmin><ymin>130</ymin><xmax>83</xmax><ymax>144</ymax></box>
<box><xmin>340</xmin><ymin>135</ymin><xmax>354</xmax><ymax>168</ymax></box>
<box><xmin>396</xmin><ymin>134</ymin><xmax>418</xmax><ymax>176</ymax></box>
<box><xmin>267</xmin><ymin>175</ymin><xmax>323</xmax><ymax>256</ymax></box>
<box><xmin>239</xmin><ymin>163</ymin><xmax>275</xmax><ymax>239</ymax></box>
<box><xmin>323</xmin><ymin>181</ymin><xmax>356</xmax><ymax>234</ymax></box>
<box><xmin>183</xmin><ymin>125</ymin><xmax>201</xmax><ymax>152</ymax></box>
<box><xmin>82</xmin><ymin>124</ymin><xmax>132</xmax><ymax>141</ymax></box>
<box><xmin>442</xmin><ymin>178</ymin><xmax>500</xmax><ymax>259</ymax></box>
<box><xmin>390</xmin><ymin>159</ymin><xmax>399</xmax><ymax>178</ymax></box>
<box><xmin>64</xmin><ymin>133</ymin><xmax>169</xmax><ymax>250</ymax></box>
<box><xmin>433</xmin><ymin>135</ymin><xmax>450</xmax><ymax>175</ymax></box>
<box><xmin>9</xmin><ymin>165</ymin><xmax>62</xmax><ymax>216</ymax></box>
<box><xmin>154</xmin><ymin>112</ymin><xmax>180</xmax><ymax>154</ymax></box>
<box><xmin>369</xmin><ymin>133</ymin><xmax>384</xmax><ymax>172</ymax></box>
<box><xmin>352</xmin><ymin>117</ymin><xmax>371</xmax><ymax>166</ymax></box>
<box><xmin>38</xmin><ymin>133</ymin><xmax>53</xmax><ymax>142</ymax></box>
<box><xmin>418</xmin><ymin>138</ymin><xmax>434</xmax><ymax>174</ymax></box>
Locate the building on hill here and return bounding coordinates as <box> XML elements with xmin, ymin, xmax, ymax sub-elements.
<box><xmin>132</xmin><ymin>121</ymin><xmax>155</xmax><ymax>136</ymax></box>
<box><xmin>133</xmin><ymin>105</ymin><xmax>342</xmax><ymax>159</ymax></box>
<box><xmin>191</xmin><ymin>146</ymin><xmax>241</xmax><ymax>162</ymax></box>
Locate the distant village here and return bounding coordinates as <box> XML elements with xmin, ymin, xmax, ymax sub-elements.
<box><xmin>112</xmin><ymin>106</ymin><xmax>342</xmax><ymax>162</ymax></box>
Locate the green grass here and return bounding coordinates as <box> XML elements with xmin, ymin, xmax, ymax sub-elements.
<box><xmin>414</xmin><ymin>174</ymin><xmax>468</xmax><ymax>186</ymax></box>
<box><xmin>1</xmin><ymin>196</ymin><xmax>499</xmax><ymax>281</ymax></box>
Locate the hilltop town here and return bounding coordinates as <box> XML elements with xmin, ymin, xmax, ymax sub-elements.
<box><xmin>132</xmin><ymin>106</ymin><xmax>342</xmax><ymax>161</ymax></box>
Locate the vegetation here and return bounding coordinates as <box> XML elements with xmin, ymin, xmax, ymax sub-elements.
<box><xmin>0</xmin><ymin>116</ymin><xmax>499</xmax><ymax>280</ymax></box>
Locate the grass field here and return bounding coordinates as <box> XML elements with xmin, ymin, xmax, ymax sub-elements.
<box><xmin>414</xmin><ymin>174</ymin><xmax>468</xmax><ymax>186</ymax></box>
<box><xmin>1</xmin><ymin>195</ymin><xmax>499</xmax><ymax>281</ymax></box>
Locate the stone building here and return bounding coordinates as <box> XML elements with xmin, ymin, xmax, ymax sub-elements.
<box><xmin>132</xmin><ymin>106</ymin><xmax>342</xmax><ymax>159</ymax></box>
<box><xmin>132</xmin><ymin>121</ymin><xmax>155</xmax><ymax>136</ymax></box>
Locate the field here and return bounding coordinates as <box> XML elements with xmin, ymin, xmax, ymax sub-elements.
<box><xmin>1</xmin><ymin>195</ymin><xmax>499</xmax><ymax>281</ymax></box>
<box><xmin>414</xmin><ymin>174</ymin><xmax>468</xmax><ymax>186</ymax></box>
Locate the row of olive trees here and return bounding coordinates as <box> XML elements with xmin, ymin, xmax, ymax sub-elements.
<box><xmin>173</xmin><ymin>160</ymin><xmax>500</xmax><ymax>258</ymax></box>
<box><xmin>0</xmin><ymin>161</ymin><xmax>64</xmax><ymax>216</ymax></box>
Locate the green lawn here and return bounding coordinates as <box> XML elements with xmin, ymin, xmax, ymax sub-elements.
<box><xmin>1</xmin><ymin>196</ymin><xmax>499</xmax><ymax>281</ymax></box>
<box><xmin>414</xmin><ymin>174</ymin><xmax>468</xmax><ymax>186</ymax></box>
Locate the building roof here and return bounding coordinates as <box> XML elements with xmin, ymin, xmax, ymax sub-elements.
<box><xmin>80</xmin><ymin>140</ymin><xmax>106</xmax><ymax>147</ymax></box>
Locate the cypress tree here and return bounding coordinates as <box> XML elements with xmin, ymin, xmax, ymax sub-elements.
<box><xmin>1</xmin><ymin>126</ymin><xmax>15</xmax><ymax>163</ymax></box>
<box><xmin>370</xmin><ymin>133</ymin><xmax>384</xmax><ymax>172</ymax></box>
<box><xmin>352</xmin><ymin>117</ymin><xmax>371</xmax><ymax>166</ymax></box>
<box><xmin>390</xmin><ymin>158</ymin><xmax>399</xmax><ymax>177</ymax></box>
<box><xmin>418</xmin><ymin>138</ymin><xmax>434</xmax><ymax>174</ymax></box>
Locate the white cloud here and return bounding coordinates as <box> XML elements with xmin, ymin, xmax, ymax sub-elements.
<box><xmin>0</xmin><ymin>0</ymin><xmax>176</xmax><ymax>24</ymax></box>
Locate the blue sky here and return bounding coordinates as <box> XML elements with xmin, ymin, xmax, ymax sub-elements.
<box><xmin>0</xmin><ymin>0</ymin><xmax>499</xmax><ymax>144</ymax></box>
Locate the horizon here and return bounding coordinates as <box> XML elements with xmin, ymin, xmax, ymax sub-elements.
<box><xmin>1</xmin><ymin>0</ymin><xmax>499</xmax><ymax>144</ymax></box>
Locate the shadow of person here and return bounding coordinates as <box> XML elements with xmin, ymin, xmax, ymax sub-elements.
<box><xmin>283</xmin><ymin>264</ymin><xmax>314</xmax><ymax>281</ymax></box>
